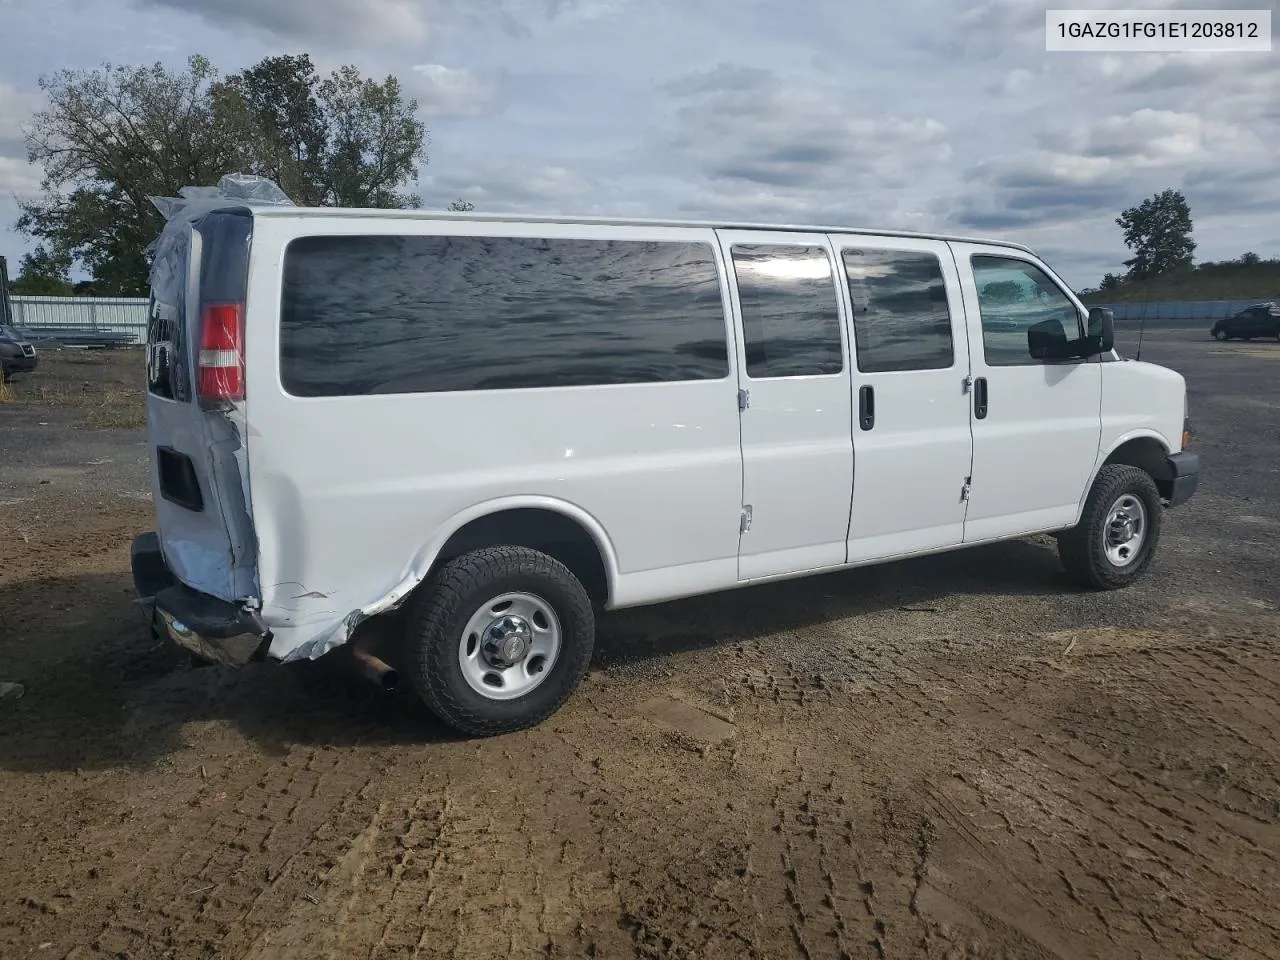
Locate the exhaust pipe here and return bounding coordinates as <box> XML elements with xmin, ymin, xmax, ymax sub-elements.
<box><xmin>352</xmin><ymin>646</ymin><xmax>399</xmax><ymax>691</ymax></box>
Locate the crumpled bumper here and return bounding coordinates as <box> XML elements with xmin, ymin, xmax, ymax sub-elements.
<box><xmin>131</xmin><ymin>532</ymin><xmax>269</xmax><ymax>666</ymax></box>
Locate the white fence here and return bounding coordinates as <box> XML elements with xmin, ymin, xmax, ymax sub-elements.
<box><xmin>10</xmin><ymin>295</ymin><xmax>149</xmax><ymax>343</ymax></box>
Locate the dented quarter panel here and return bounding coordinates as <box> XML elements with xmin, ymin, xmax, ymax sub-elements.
<box><xmin>146</xmin><ymin>213</ymin><xmax>258</xmax><ymax>603</ymax></box>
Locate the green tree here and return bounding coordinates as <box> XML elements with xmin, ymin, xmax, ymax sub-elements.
<box><xmin>212</xmin><ymin>55</ymin><xmax>427</xmax><ymax>208</ymax></box>
<box><xmin>447</xmin><ymin>198</ymin><xmax>475</xmax><ymax>212</ymax></box>
<box><xmin>19</xmin><ymin>56</ymin><xmax>241</xmax><ymax>295</ymax></box>
<box><xmin>1239</xmin><ymin>251</ymin><xmax>1261</xmax><ymax>266</ymax></box>
<box><xmin>1098</xmin><ymin>272</ymin><xmax>1122</xmax><ymax>292</ymax></box>
<box><xmin>10</xmin><ymin>246</ymin><xmax>74</xmax><ymax>295</ymax></box>
<box><xmin>317</xmin><ymin>67</ymin><xmax>427</xmax><ymax>208</ymax></box>
<box><xmin>1115</xmin><ymin>188</ymin><xmax>1196</xmax><ymax>281</ymax></box>
<box><xmin>212</xmin><ymin>54</ymin><xmax>330</xmax><ymax>205</ymax></box>
<box><xmin>20</xmin><ymin>54</ymin><xmax>429</xmax><ymax>294</ymax></box>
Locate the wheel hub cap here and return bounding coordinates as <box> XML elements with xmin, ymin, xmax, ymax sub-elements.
<box><xmin>1108</xmin><ymin>516</ymin><xmax>1136</xmax><ymax>544</ymax></box>
<box><xmin>1103</xmin><ymin>494</ymin><xmax>1147</xmax><ymax>567</ymax></box>
<box><xmin>482</xmin><ymin>616</ymin><xmax>532</xmax><ymax>668</ymax></box>
<box><xmin>459</xmin><ymin>592</ymin><xmax>563</xmax><ymax>701</ymax></box>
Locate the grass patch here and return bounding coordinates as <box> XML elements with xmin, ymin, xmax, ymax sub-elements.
<box><xmin>1082</xmin><ymin>261</ymin><xmax>1280</xmax><ymax>304</ymax></box>
<box><xmin>10</xmin><ymin>376</ymin><xmax>146</xmax><ymax>430</ymax></box>
<box><xmin>81</xmin><ymin>388</ymin><xmax>148</xmax><ymax>429</ymax></box>
<box><xmin>0</xmin><ymin>378</ymin><xmax>13</xmax><ymax>403</ymax></box>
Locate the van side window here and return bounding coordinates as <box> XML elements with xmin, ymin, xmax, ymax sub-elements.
<box><xmin>731</xmin><ymin>245</ymin><xmax>843</xmax><ymax>379</ymax></box>
<box><xmin>842</xmin><ymin>249</ymin><xmax>954</xmax><ymax>373</ymax></box>
<box><xmin>971</xmin><ymin>255</ymin><xmax>1083</xmax><ymax>366</ymax></box>
<box><xmin>279</xmin><ymin>235</ymin><xmax>730</xmax><ymax>396</ymax></box>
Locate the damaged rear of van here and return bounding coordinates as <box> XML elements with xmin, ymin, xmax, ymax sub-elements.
<box><xmin>132</xmin><ymin>178</ymin><xmax>283</xmax><ymax>668</ymax></box>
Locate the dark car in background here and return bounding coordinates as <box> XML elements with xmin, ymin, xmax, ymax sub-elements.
<box><xmin>0</xmin><ymin>323</ymin><xmax>38</xmax><ymax>380</ymax></box>
<box><xmin>1211</xmin><ymin>303</ymin><xmax>1280</xmax><ymax>341</ymax></box>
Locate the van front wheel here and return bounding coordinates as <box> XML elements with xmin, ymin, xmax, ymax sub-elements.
<box><xmin>406</xmin><ymin>546</ymin><xmax>595</xmax><ymax>736</ymax></box>
<box><xmin>1057</xmin><ymin>464</ymin><xmax>1163</xmax><ymax>590</ymax></box>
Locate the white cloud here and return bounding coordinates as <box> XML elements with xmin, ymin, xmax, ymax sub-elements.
<box><xmin>0</xmin><ymin>83</ymin><xmax>41</xmax><ymax>157</ymax></box>
<box><xmin>410</xmin><ymin>64</ymin><xmax>498</xmax><ymax>117</ymax></box>
<box><xmin>135</xmin><ymin>0</ymin><xmax>440</xmax><ymax>44</ymax></box>
<box><xmin>133</xmin><ymin>0</ymin><xmax>624</xmax><ymax>45</ymax></box>
<box><xmin>0</xmin><ymin>0</ymin><xmax>1274</xmax><ymax>288</ymax></box>
<box><xmin>421</xmin><ymin>158</ymin><xmax>595</xmax><ymax>210</ymax></box>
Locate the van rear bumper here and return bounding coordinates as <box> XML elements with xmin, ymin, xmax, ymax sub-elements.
<box><xmin>130</xmin><ymin>532</ymin><xmax>269</xmax><ymax>667</ymax></box>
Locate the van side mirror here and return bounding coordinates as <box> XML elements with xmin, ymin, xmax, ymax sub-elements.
<box><xmin>1087</xmin><ymin>306</ymin><xmax>1115</xmax><ymax>354</ymax></box>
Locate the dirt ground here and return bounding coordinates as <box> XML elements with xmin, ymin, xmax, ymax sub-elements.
<box><xmin>1</xmin><ymin>334</ymin><xmax>1278</xmax><ymax>960</ymax></box>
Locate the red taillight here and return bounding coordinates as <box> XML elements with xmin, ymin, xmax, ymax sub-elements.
<box><xmin>197</xmin><ymin>303</ymin><xmax>244</xmax><ymax>404</ymax></box>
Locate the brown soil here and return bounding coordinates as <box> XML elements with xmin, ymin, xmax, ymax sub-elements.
<box><xmin>1</xmin><ymin>340</ymin><xmax>1278</xmax><ymax>960</ymax></box>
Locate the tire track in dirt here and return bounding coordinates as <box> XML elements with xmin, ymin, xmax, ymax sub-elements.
<box><xmin>89</xmin><ymin>744</ymin><xmax>378</xmax><ymax>958</ymax></box>
<box><xmin>920</xmin><ymin>637</ymin><xmax>1280</xmax><ymax>959</ymax></box>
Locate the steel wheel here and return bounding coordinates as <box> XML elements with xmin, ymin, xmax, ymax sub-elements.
<box><xmin>1102</xmin><ymin>494</ymin><xmax>1147</xmax><ymax>568</ymax></box>
<box><xmin>457</xmin><ymin>591</ymin><xmax>562</xmax><ymax>701</ymax></box>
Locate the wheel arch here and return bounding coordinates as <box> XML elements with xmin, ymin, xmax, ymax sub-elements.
<box><xmin>412</xmin><ymin>497</ymin><xmax>619</xmax><ymax>608</ymax></box>
<box><xmin>1078</xmin><ymin>432</ymin><xmax>1175</xmax><ymax>521</ymax></box>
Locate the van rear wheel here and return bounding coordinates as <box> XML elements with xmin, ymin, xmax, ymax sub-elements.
<box><xmin>1057</xmin><ymin>464</ymin><xmax>1163</xmax><ymax>590</ymax></box>
<box><xmin>406</xmin><ymin>546</ymin><xmax>595</xmax><ymax>736</ymax></box>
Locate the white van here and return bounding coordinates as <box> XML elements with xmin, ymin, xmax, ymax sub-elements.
<box><xmin>131</xmin><ymin>194</ymin><xmax>1199</xmax><ymax>735</ymax></box>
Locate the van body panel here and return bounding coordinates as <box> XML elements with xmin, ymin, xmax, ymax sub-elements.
<box><xmin>1074</xmin><ymin>360</ymin><xmax>1187</xmax><ymax>521</ymax></box>
<box><xmin>1097</xmin><ymin>360</ymin><xmax>1184</xmax><ymax>460</ymax></box>
<box><xmin>832</xmin><ymin>234</ymin><xmax>975</xmax><ymax>563</ymax></box>
<box><xmin>716</xmin><ymin>230</ymin><xmax>854</xmax><ymax>580</ymax></box>
<box><xmin>145</xmin><ymin>211</ymin><xmax>258</xmax><ymax>603</ymax></box>
<box><xmin>245</xmin><ymin>215</ymin><xmax>744</xmax><ymax>659</ymax></box>
<box><xmin>950</xmin><ymin>243</ymin><xmax>1104</xmax><ymax>542</ymax></box>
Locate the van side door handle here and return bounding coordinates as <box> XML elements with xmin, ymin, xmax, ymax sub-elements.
<box><xmin>973</xmin><ymin>377</ymin><xmax>989</xmax><ymax>420</ymax></box>
<box><xmin>859</xmin><ymin>385</ymin><xmax>875</xmax><ymax>431</ymax></box>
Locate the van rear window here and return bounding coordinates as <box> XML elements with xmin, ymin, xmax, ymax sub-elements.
<box><xmin>279</xmin><ymin>234</ymin><xmax>731</xmax><ymax>396</ymax></box>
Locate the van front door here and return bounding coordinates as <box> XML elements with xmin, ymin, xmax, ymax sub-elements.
<box><xmin>719</xmin><ymin>232</ymin><xmax>854</xmax><ymax>581</ymax></box>
<box><xmin>833</xmin><ymin>237</ymin><xmax>975</xmax><ymax>562</ymax></box>
<box><xmin>951</xmin><ymin>245</ymin><xmax>1103</xmax><ymax>542</ymax></box>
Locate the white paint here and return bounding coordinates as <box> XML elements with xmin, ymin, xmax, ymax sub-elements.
<box><xmin>951</xmin><ymin>242</ymin><xmax>1104</xmax><ymax>542</ymax></box>
<box><xmin>836</xmin><ymin>234</ymin><xmax>974</xmax><ymax>563</ymax></box>
<box><xmin>717</xmin><ymin>229</ymin><xmax>854</xmax><ymax>580</ymax></box>
<box><xmin>141</xmin><ymin>208</ymin><xmax>1190</xmax><ymax>663</ymax></box>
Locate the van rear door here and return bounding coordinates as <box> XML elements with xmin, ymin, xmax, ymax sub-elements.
<box><xmin>145</xmin><ymin>208</ymin><xmax>258</xmax><ymax>603</ymax></box>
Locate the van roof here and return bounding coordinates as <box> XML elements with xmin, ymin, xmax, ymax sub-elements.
<box><xmin>247</xmin><ymin>205</ymin><xmax>1037</xmax><ymax>255</ymax></box>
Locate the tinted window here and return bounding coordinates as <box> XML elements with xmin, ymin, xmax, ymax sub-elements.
<box><xmin>731</xmin><ymin>245</ymin><xmax>843</xmax><ymax>378</ymax></box>
<box><xmin>972</xmin><ymin>255</ymin><xmax>1083</xmax><ymax>366</ymax></box>
<box><xmin>842</xmin><ymin>249</ymin><xmax>954</xmax><ymax>373</ymax></box>
<box><xmin>280</xmin><ymin>235</ymin><xmax>729</xmax><ymax>396</ymax></box>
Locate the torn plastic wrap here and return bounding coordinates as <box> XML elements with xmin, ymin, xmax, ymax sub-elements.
<box><xmin>148</xmin><ymin>173</ymin><xmax>293</xmax><ymax>226</ymax></box>
<box><xmin>147</xmin><ymin>174</ymin><xmax>292</xmax><ymax>310</ymax></box>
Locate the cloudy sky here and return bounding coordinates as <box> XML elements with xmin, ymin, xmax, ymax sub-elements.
<box><xmin>0</xmin><ymin>0</ymin><xmax>1276</xmax><ymax>289</ymax></box>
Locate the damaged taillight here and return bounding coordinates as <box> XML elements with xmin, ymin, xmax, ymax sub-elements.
<box><xmin>198</xmin><ymin>303</ymin><xmax>245</xmax><ymax>405</ymax></box>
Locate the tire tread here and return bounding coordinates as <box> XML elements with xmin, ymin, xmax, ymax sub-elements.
<box><xmin>1058</xmin><ymin>464</ymin><xmax>1162</xmax><ymax>590</ymax></box>
<box><xmin>406</xmin><ymin>546</ymin><xmax>594</xmax><ymax>736</ymax></box>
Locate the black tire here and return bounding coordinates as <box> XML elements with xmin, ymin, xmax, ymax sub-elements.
<box><xmin>1058</xmin><ymin>464</ymin><xmax>1163</xmax><ymax>590</ymax></box>
<box><xmin>1212</xmin><ymin>328</ymin><xmax>1226</xmax><ymax>341</ymax></box>
<box><xmin>406</xmin><ymin>546</ymin><xmax>595</xmax><ymax>736</ymax></box>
